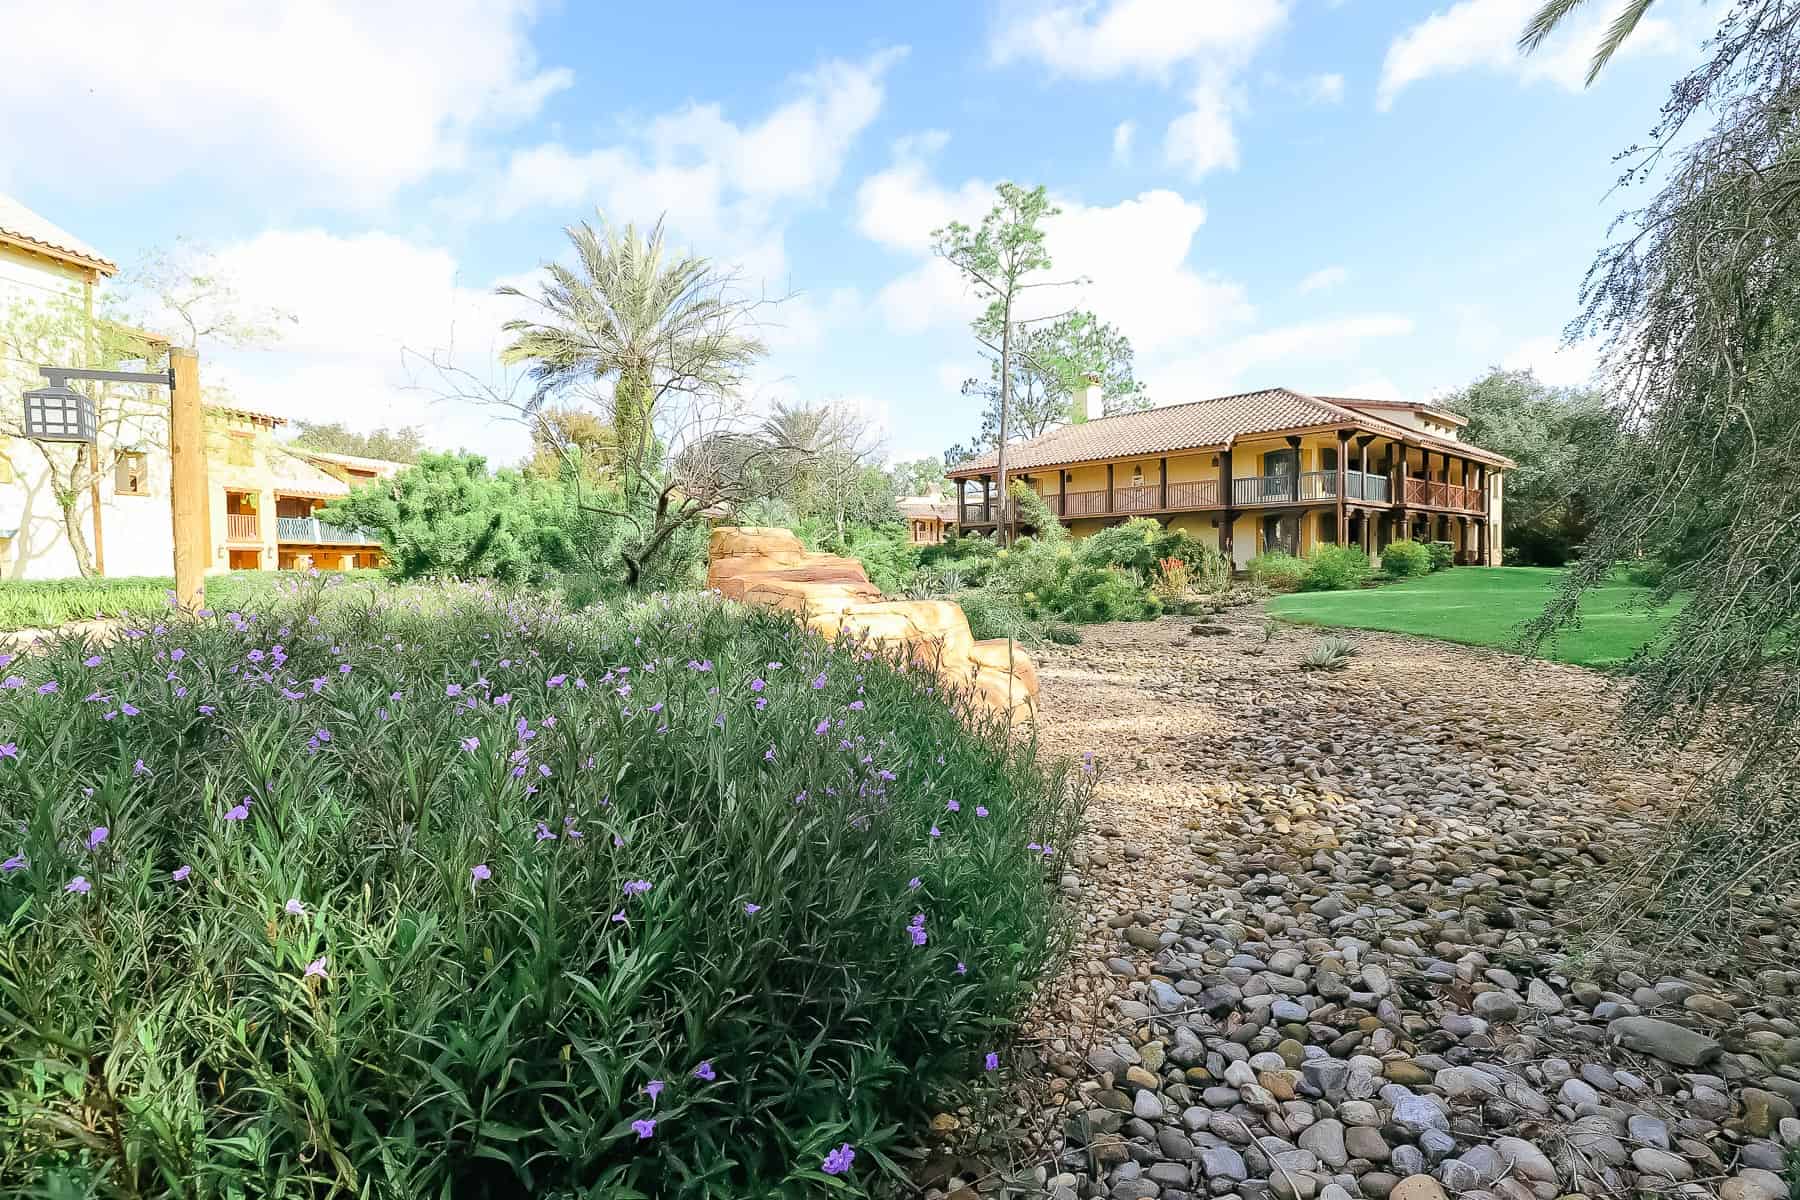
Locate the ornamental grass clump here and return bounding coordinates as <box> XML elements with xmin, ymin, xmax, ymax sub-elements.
<box><xmin>0</xmin><ymin>578</ymin><xmax>1087</xmax><ymax>1197</ymax></box>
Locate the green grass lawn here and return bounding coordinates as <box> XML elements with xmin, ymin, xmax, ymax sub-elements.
<box><xmin>1269</xmin><ymin>566</ymin><xmax>1677</xmax><ymax>669</ymax></box>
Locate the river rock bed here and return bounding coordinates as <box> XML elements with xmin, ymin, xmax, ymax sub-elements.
<box><xmin>944</xmin><ymin>611</ymin><xmax>1800</xmax><ymax>1200</ymax></box>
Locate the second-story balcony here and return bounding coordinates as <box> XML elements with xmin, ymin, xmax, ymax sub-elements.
<box><xmin>276</xmin><ymin>515</ymin><xmax>376</xmax><ymax>545</ymax></box>
<box><xmin>225</xmin><ymin>513</ymin><xmax>260</xmax><ymax>542</ymax></box>
<box><xmin>960</xmin><ymin>466</ymin><xmax>1478</xmax><ymax>526</ymax></box>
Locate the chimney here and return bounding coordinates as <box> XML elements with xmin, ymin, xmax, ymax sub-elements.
<box><xmin>1073</xmin><ymin>374</ymin><xmax>1102</xmax><ymax>424</ymax></box>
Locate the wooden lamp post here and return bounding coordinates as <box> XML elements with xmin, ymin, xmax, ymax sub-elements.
<box><xmin>22</xmin><ymin>347</ymin><xmax>208</xmax><ymax>609</ymax></box>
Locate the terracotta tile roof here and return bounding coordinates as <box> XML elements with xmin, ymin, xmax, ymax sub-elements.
<box><xmin>898</xmin><ymin>496</ymin><xmax>956</xmax><ymax>522</ymax></box>
<box><xmin>946</xmin><ymin>386</ymin><xmax>1512</xmax><ymax>475</ymax></box>
<box><xmin>0</xmin><ymin>192</ymin><xmax>117</xmax><ymax>275</ymax></box>
<box><xmin>1324</xmin><ymin>396</ymin><xmax>1468</xmax><ymax>428</ymax></box>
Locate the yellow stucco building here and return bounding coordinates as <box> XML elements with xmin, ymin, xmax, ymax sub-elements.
<box><xmin>946</xmin><ymin>385</ymin><xmax>1511</xmax><ymax>569</ymax></box>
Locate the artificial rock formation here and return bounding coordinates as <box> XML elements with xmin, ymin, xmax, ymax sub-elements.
<box><xmin>706</xmin><ymin>526</ymin><xmax>1037</xmax><ymax>720</ymax></box>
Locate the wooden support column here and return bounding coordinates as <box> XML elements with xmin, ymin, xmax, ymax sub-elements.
<box><xmin>958</xmin><ymin>479</ymin><xmax>968</xmax><ymax>526</ymax></box>
<box><xmin>1059</xmin><ymin>468</ymin><xmax>1067</xmax><ymax>518</ymax></box>
<box><xmin>1105</xmin><ymin>462</ymin><xmax>1115</xmax><ymax>515</ymax></box>
<box><xmin>1218</xmin><ymin>449</ymin><xmax>1234</xmax><ymax>559</ymax></box>
<box><xmin>1395</xmin><ymin>445</ymin><xmax>1410</xmax><ymax>541</ymax></box>
<box><xmin>169</xmin><ymin>348</ymin><xmax>208</xmax><ymax>611</ymax></box>
<box><xmin>1477</xmin><ymin>519</ymin><xmax>1489</xmax><ymax>565</ymax></box>
<box><xmin>1335</xmin><ymin>428</ymin><xmax>1351</xmax><ymax>545</ymax></box>
<box><xmin>1286</xmin><ymin>435</ymin><xmax>1301</xmax><ymax>503</ymax></box>
<box><xmin>1158</xmin><ymin>456</ymin><xmax>1168</xmax><ymax>511</ymax></box>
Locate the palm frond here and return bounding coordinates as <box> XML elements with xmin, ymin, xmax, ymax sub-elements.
<box><xmin>1518</xmin><ymin>0</ymin><xmax>1592</xmax><ymax>52</ymax></box>
<box><xmin>1589</xmin><ymin>0</ymin><xmax>1659</xmax><ymax>84</ymax></box>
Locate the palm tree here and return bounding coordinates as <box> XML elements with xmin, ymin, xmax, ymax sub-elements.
<box><xmin>1520</xmin><ymin>0</ymin><xmax>1660</xmax><ymax>84</ymax></box>
<box><xmin>497</xmin><ymin>215</ymin><xmax>765</xmax><ymax>500</ymax></box>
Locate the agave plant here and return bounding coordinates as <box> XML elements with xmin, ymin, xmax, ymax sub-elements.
<box><xmin>1298</xmin><ymin>636</ymin><xmax>1358</xmax><ymax>672</ymax></box>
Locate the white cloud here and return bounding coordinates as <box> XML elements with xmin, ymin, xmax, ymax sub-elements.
<box><xmin>854</xmin><ymin>136</ymin><xmax>994</xmax><ymax>255</ymax></box>
<box><xmin>1160</xmin><ymin>314</ymin><xmax>1416</xmax><ymax>388</ymax></box>
<box><xmin>1377</xmin><ymin>0</ymin><xmax>1683</xmax><ymax>111</ymax></box>
<box><xmin>858</xmin><ymin>144</ymin><xmax>1252</xmax><ymax>349</ymax></box>
<box><xmin>1164</xmin><ymin>82</ymin><xmax>1241</xmax><ymax>177</ymax></box>
<box><xmin>1112</xmin><ymin>120</ymin><xmax>1138</xmax><ymax>164</ymax></box>
<box><xmin>990</xmin><ymin>0</ymin><xmax>1288</xmax><ymax>181</ymax></box>
<box><xmin>490</xmin><ymin>49</ymin><xmax>904</xmax><ymax>288</ymax></box>
<box><xmin>185</xmin><ymin>230</ymin><xmax>531</xmax><ymax>457</ymax></box>
<box><xmin>1297</xmin><ymin>265</ymin><xmax>1349</xmax><ymax>294</ymax></box>
<box><xmin>1307</xmin><ymin>72</ymin><xmax>1347</xmax><ymax>104</ymax></box>
<box><xmin>1503</xmin><ymin>334</ymin><xmax>1601</xmax><ymax>387</ymax></box>
<box><xmin>990</xmin><ymin>0</ymin><xmax>1286</xmax><ymax>80</ymax></box>
<box><xmin>0</xmin><ymin>0</ymin><xmax>568</xmax><ymax>208</ymax></box>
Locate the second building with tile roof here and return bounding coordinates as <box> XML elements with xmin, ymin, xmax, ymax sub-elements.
<box><xmin>945</xmin><ymin>383</ymin><xmax>1512</xmax><ymax>568</ymax></box>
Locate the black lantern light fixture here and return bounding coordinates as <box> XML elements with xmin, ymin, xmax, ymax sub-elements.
<box><xmin>22</xmin><ymin>379</ymin><xmax>98</xmax><ymax>443</ymax></box>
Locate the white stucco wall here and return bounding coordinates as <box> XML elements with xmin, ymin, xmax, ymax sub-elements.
<box><xmin>0</xmin><ymin>243</ymin><xmax>177</xmax><ymax>580</ymax></box>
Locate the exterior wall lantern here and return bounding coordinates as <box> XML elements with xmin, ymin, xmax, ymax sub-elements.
<box><xmin>22</xmin><ymin>378</ymin><xmax>99</xmax><ymax>443</ymax></box>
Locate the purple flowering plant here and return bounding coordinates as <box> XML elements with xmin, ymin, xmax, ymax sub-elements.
<box><xmin>0</xmin><ymin>581</ymin><xmax>1087</xmax><ymax>1194</ymax></box>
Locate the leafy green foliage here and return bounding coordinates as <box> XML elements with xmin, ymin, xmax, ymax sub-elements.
<box><xmin>1299</xmin><ymin>546</ymin><xmax>1372</xmax><ymax>592</ymax></box>
<box><xmin>1426</xmin><ymin>542</ymin><xmax>1457</xmax><ymax>572</ymax></box>
<box><xmin>289</xmin><ymin>421</ymin><xmax>427</xmax><ymax>464</ymax></box>
<box><xmin>1248</xmin><ymin>552</ymin><xmax>1308</xmax><ymax>592</ymax></box>
<box><xmin>1439</xmin><ymin>368</ymin><xmax>1615</xmax><ymax>566</ymax></box>
<box><xmin>1379</xmin><ymin>540</ymin><xmax>1432</xmax><ymax>580</ymax></box>
<box><xmin>321</xmin><ymin>452</ymin><xmax>575</xmax><ymax>585</ymax></box>
<box><xmin>0</xmin><ymin>581</ymin><xmax>1088</xmax><ymax>1197</ymax></box>
<box><xmin>0</xmin><ymin>571</ymin><xmax>381</xmax><ymax>632</ymax></box>
<box><xmin>837</xmin><ymin>527</ymin><xmax>922</xmax><ymax>595</ymax></box>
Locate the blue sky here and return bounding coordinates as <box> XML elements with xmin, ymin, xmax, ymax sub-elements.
<box><xmin>0</xmin><ymin>0</ymin><xmax>1707</xmax><ymax>464</ymax></box>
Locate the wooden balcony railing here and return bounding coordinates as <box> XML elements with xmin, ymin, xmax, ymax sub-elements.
<box><xmin>1111</xmin><ymin>483</ymin><xmax>1161</xmax><ymax>513</ymax></box>
<box><xmin>225</xmin><ymin>513</ymin><xmax>259</xmax><ymax>542</ymax></box>
<box><xmin>276</xmin><ymin>516</ymin><xmax>374</xmax><ymax>544</ymax></box>
<box><xmin>1166</xmin><ymin>479</ymin><xmax>1219</xmax><ymax>508</ymax></box>
<box><xmin>1402</xmin><ymin>477</ymin><xmax>1485</xmax><ymax>512</ymax></box>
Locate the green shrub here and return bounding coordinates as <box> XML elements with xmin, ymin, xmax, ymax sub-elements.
<box><xmin>0</xmin><ymin>570</ymin><xmax>386</xmax><ymax>632</ymax></box>
<box><xmin>1248</xmin><ymin>551</ymin><xmax>1308</xmax><ymax>592</ymax></box>
<box><xmin>1064</xmin><ymin>566</ymin><xmax>1157</xmax><ymax>623</ymax></box>
<box><xmin>1380</xmin><ymin>540</ymin><xmax>1432</xmax><ymax>579</ymax></box>
<box><xmin>1427</xmin><ymin>541</ymin><xmax>1457</xmax><ymax>572</ymax></box>
<box><xmin>957</xmin><ymin>585</ymin><xmax>1034</xmax><ymax>641</ymax></box>
<box><xmin>0</xmin><ymin>582</ymin><xmax>1088</xmax><ymax>1196</ymax></box>
<box><xmin>1621</xmin><ymin>557</ymin><xmax>1671</xmax><ymax>588</ymax></box>
<box><xmin>1299</xmin><ymin>546</ymin><xmax>1372</xmax><ymax>592</ymax></box>
<box><xmin>841</xmin><ymin>527</ymin><xmax>922</xmax><ymax>594</ymax></box>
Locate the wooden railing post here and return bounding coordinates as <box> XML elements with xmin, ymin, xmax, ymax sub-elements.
<box><xmin>1106</xmin><ymin>462</ymin><xmax>1114</xmax><ymax>514</ymax></box>
<box><xmin>1159</xmin><ymin>456</ymin><xmax>1168</xmax><ymax>511</ymax></box>
<box><xmin>1219</xmin><ymin>449</ymin><xmax>1234</xmax><ymax>559</ymax></box>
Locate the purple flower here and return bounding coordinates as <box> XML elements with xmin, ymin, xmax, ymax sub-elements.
<box><xmin>65</xmin><ymin>875</ymin><xmax>91</xmax><ymax>894</ymax></box>
<box><xmin>693</xmin><ymin>1060</ymin><xmax>716</xmax><ymax>1081</ymax></box>
<box><xmin>955</xmin><ymin>961</ymin><xmax>967</xmax><ymax>975</ymax></box>
<box><xmin>2</xmin><ymin>854</ymin><xmax>26</xmax><ymax>873</ymax></box>
<box><xmin>0</xmin><ymin>744</ymin><xmax>17</xmax><ymax>761</ymax></box>
<box><xmin>814</xmin><ymin>718</ymin><xmax>830</xmax><ymax>736</ymax></box>
<box><xmin>908</xmin><ymin>877</ymin><xmax>921</xmax><ymax>890</ymax></box>
<box><xmin>821</xmin><ymin>1143</ymin><xmax>855</xmax><ymax>1176</ymax></box>
<box><xmin>461</xmin><ymin>736</ymin><xmax>480</xmax><ymax>753</ymax></box>
<box><xmin>810</xmin><ymin>672</ymin><xmax>827</xmax><ymax>690</ymax></box>
<box><xmin>535</xmin><ymin>822</ymin><xmax>557</xmax><ymax>842</ymax></box>
<box><xmin>743</xmin><ymin>902</ymin><xmax>761</xmax><ymax>915</ymax></box>
<box><xmin>314</xmin><ymin>728</ymin><xmax>331</xmax><ymax>744</ymax></box>
<box><xmin>305</xmin><ymin>957</ymin><xmax>329</xmax><ymax>980</ymax></box>
<box><xmin>284</xmin><ymin>898</ymin><xmax>306</xmax><ymax>917</ymax></box>
<box><xmin>611</xmin><ymin>909</ymin><xmax>626</xmax><ymax>922</ymax></box>
<box><xmin>750</xmin><ymin>678</ymin><xmax>765</xmax><ymax>692</ymax></box>
<box><xmin>133</xmin><ymin>759</ymin><xmax>150</xmax><ymax>776</ymax></box>
<box><xmin>929</xmin><ymin>825</ymin><xmax>941</xmax><ymax>839</ymax></box>
<box><xmin>622</xmin><ymin>879</ymin><xmax>652</xmax><ymax>896</ymax></box>
<box><xmin>172</xmin><ymin>865</ymin><xmax>191</xmax><ymax>882</ymax></box>
<box><xmin>975</xmin><ymin>805</ymin><xmax>989</xmax><ymax>818</ymax></box>
<box><xmin>35</xmin><ymin>681</ymin><xmax>58</xmax><ymax>696</ymax></box>
<box><xmin>946</xmin><ymin>799</ymin><xmax>960</xmax><ymax>813</ymax></box>
<box><xmin>471</xmin><ymin>863</ymin><xmax>491</xmax><ymax>883</ymax></box>
<box><xmin>763</xmin><ymin>745</ymin><xmax>776</xmax><ymax>762</ymax></box>
<box><xmin>631</xmin><ymin>1118</ymin><xmax>656</xmax><ymax>1140</ymax></box>
<box><xmin>643</xmin><ymin>1079</ymin><xmax>664</xmax><ymax>1102</ymax></box>
<box><xmin>224</xmin><ymin>801</ymin><xmax>250</xmax><ymax>822</ymax></box>
<box><xmin>198</xmin><ymin>705</ymin><xmax>215</xmax><ymax>716</ymax></box>
<box><xmin>83</xmin><ymin>655</ymin><xmax>102</xmax><ymax>667</ymax></box>
<box><xmin>446</xmin><ymin>683</ymin><xmax>462</xmax><ymax>697</ymax></box>
<box><xmin>86</xmin><ymin>826</ymin><xmax>108</xmax><ymax>850</ymax></box>
<box><xmin>985</xmin><ymin>1052</ymin><xmax>999</xmax><ymax>1071</ymax></box>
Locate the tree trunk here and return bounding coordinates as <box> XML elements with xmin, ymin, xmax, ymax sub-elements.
<box><xmin>997</xmin><ymin>313</ymin><xmax>1012</xmax><ymax>546</ymax></box>
<box><xmin>613</xmin><ymin>370</ymin><xmax>652</xmax><ymax>500</ymax></box>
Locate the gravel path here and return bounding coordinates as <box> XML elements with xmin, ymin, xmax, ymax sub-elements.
<box><xmin>932</xmin><ymin>609</ymin><xmax>1800</xmax><ymax>1200</ymax></box>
